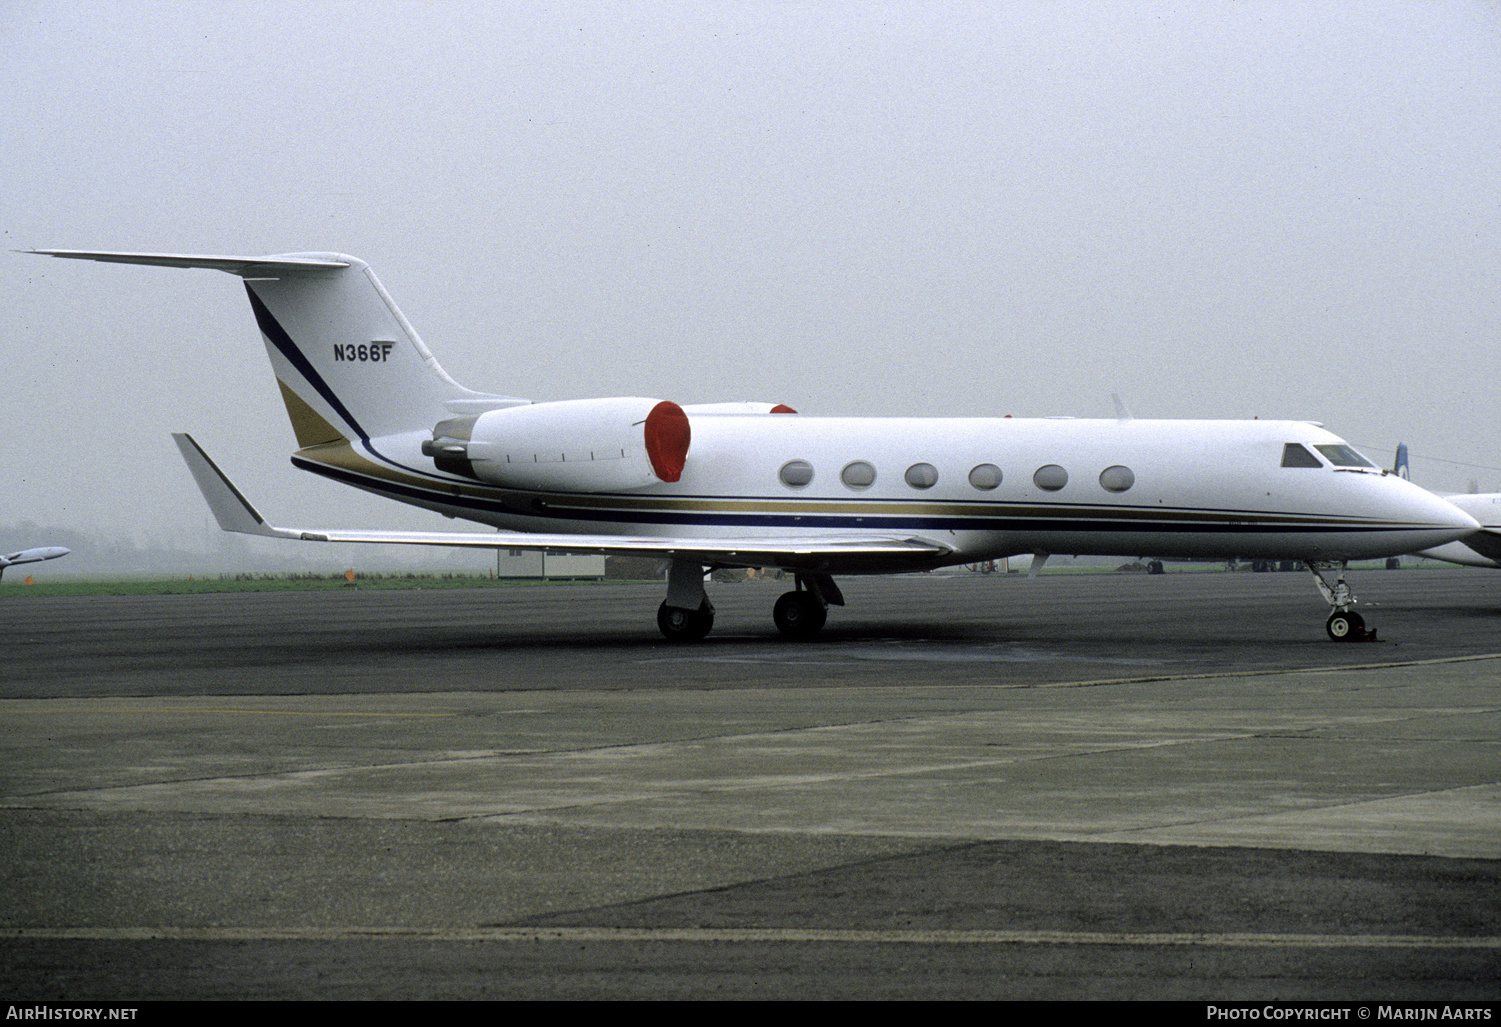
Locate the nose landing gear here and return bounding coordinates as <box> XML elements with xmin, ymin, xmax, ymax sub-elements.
<box><xmin>1324</xmin><ymin>608</ymin><xmax>1368</xmax><ymax>641</ymax></box>
<box><xmin>1307</xmin><ymin>561</ymin><xmax>1379</xmax><ymax>642</ymax></box>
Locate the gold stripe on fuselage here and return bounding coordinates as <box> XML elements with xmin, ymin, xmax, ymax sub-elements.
<box><xmin>291</xmin><ymin>442</ymin><xmax>1406</xmax><ymax>530</ymax></box>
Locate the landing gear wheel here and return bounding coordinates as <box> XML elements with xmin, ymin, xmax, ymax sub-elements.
<box><xmin>1308</xmin><ymin>561</ymin><xmax>1377</xmax><ymax>643</ymax></box>
<box><xmin>1325</xmin><ymin>610</ymin><xmax>1366</xmax><ymax>642</ymax></box>
<box><xmin>658</xmin><ymin>600</ymin><xmax>714</xmax><ymax>642</ymax></box>
<box><xmin>773</xmin><ymin>591</ymin><xmax>827</xmax><ymax>639</ymax></box>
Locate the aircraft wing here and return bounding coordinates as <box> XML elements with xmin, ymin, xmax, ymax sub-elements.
<box><xmin>173</xmin><ymin>434</ymin><xmax>952</xmax><ymax>570</ymax></box>
<box><xmin>1413</xmin><ymin>537</ymin><xmax>1501</xmax><ymax>568</ymax></box>
<box><xmin>1459</xmin><ymin>530</ymin><xmax>1501</xmax><ymax>563</ymax></box>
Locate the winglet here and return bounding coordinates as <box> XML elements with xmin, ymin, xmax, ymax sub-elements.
<box><xmin>172</xmin><ymin>433</ymin><xmax>289</xmax><ymax>538</ymax></box>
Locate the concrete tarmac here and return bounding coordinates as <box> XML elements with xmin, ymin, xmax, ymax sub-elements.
<box><xmin>1</xmin><ymin>568</ymin><xmax>1498</xmax><ymax>999</ymax></box>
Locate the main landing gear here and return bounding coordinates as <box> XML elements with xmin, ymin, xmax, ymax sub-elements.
<box><xmin>772</xmin><ymin>584</ymin><xmax>827</xmax><ymax>639</ymax></box>
<box><xmin>655</xmin><ymin>561</ymin><xmax>842</xmax><ymax>642</ymax></box>
<box><xmin>656</xmin><ymin>598</ymin><xmax>715</xmax><ymax>641</ymax></box>
<box><xmin>1306</xmin><ymin>560</ymin><xmax>1378</xmax><ymax>643</ymax></box>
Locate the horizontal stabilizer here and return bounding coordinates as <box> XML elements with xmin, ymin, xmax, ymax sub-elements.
<box><xmin>172</xmin><ymin>434</ymin><xmax>951</xmax><ymax>567</ymax></box>
<box><xmin>28</xmin><ymin>250</ymin><xmax>348</xmax><ymax>277</ymax></box>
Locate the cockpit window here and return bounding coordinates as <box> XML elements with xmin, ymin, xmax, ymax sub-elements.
<box><xmin>1314</xmin><ymin>444</ymin><xmax>1375</xmax><ymax>468</ymax></box>
<box><xmin>1281</xmin><ymin>443</ymin><xmax>1323</xmax><ymax>468</ymax></box>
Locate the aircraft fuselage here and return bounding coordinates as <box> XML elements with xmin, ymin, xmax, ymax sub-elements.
<box><xmin>291</xmin><ymin>414</ymin><xmax>1468</xmax><ymax>573</ymax></box>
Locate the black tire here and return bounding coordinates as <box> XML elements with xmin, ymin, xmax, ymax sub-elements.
<box><xmin>773</xmin><ymin>591</ymin><xmax>827</xmax><ymax>638</ymax></box>
<box><xmin>658</xmin><ymin>600</ymin><xmax>714</xmax><ymax>642</ymax></box>
<box><xmin>1325</xmin><ymin>610</ymin><xmax>1365</xmax><ymax>642</ymax></box>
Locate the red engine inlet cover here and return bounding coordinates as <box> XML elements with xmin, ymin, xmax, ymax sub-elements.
<box><xmin>644</xmin><ymin>400</ymin><xmax>691</xmax><ymax>482</ymax></box>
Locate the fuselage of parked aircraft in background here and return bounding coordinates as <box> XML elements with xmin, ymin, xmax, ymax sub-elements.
<box><xmin>0</xmin><ymin>546</ymin><xmax>69</xmax><ymax>582</ymax></box>
<box><xmin>1390</xmin><ymin>442</ymin><xmax>1501</xmax><ymax>569</ymax></box>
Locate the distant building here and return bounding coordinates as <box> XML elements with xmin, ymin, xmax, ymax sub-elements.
<box><xmin>494</xmin><ymin>550</ymin><xmax>606</xmax><ymax>579</ymax></box>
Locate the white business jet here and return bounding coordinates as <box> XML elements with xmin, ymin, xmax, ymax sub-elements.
<box><xmin>1391</xmin><ymin>443</ymin><xmax>1501</xmax><ymax>569</ymax></box>
<box><xmin>29</xmin><ymin>250</ymin><xmax>1479</xmax><ymax>641</ymax></box>
<box><xmin>0</xmin><ymin>546</ymin><xmax>69</xmax><ymax>582</ymax></box>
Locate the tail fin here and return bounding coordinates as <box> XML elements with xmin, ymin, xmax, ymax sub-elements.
<box><xmin>1394</xmin><ymin>442</ymin><xmax>1410</xmax><ymax>480</ymax></box>
<box><xmin>29</xmin><ymin>250</ymin><xmax>524</xmax><ymax>445</ymax></box>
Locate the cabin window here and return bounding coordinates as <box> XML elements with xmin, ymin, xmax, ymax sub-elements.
<box><xmin>905</xmin><ymin>463</ymin><xmax>939</xmax><ymax>489</ymax></box>
<box><xmin>968</xmin><ymin>463</ymin><xmax>1002</xmax><ymax>490</ymax></box>
<box><xmin>1314</xmin><ymin>444</ymin><xmax>1375</xmax><ymax>468</ymax></box>
<box><xmin>1099</xmin><ymin>465</ymin><xmax>1135</xmax><ymax>493</ymax></box>
<box><xmin>1281</xmin><ymin>444</ymin><xmax>1322</xmax><ymax>468</ymax></box>
<box><xmin>779</xmin><ymin>460</ymin><xmax>814</xmax><ymax>488</ymax></box>
<box><xmin>841</xmin><ymin>460</ymin><xmax>877</xmax><ymax>490</ymax></box>
<box><xmin>1033</xmin><ymin>464</ymin><xmax>1068</xmax><ymax>491</ymax></box>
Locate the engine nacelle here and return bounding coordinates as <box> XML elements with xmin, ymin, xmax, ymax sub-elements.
<box><xmin>422</xmin><ymin>397</ymin><xmax>690</xmax><ymax>492</ymax></box>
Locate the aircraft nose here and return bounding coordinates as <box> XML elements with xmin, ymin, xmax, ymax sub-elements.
<box><xmin>1422</xmin><ymin>490</ymin><xmax>1481</xmax><ymax>540</ymax></box>
<box><xmin>1366</xmin><ymin>478</ymin><xmax>1483</xmax><ymax>558</ymax></box>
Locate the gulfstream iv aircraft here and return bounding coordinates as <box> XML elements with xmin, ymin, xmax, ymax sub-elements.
<box><xmin>31</xmin><ymin>250</ymin><xmax>1480</xmax><ymax>641</ymax></box>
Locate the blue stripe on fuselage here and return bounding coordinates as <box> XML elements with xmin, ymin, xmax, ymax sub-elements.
<box><xmin>290</xmin><ymin>454</ymin><xmax>1409</xmax><ymax>536</ymax></box>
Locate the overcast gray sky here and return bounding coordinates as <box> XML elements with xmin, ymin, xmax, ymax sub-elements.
<box><xmin>4</xmin><ymin>1</ymin><xmax>1499</xmax><ymax>554</ymax></box>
